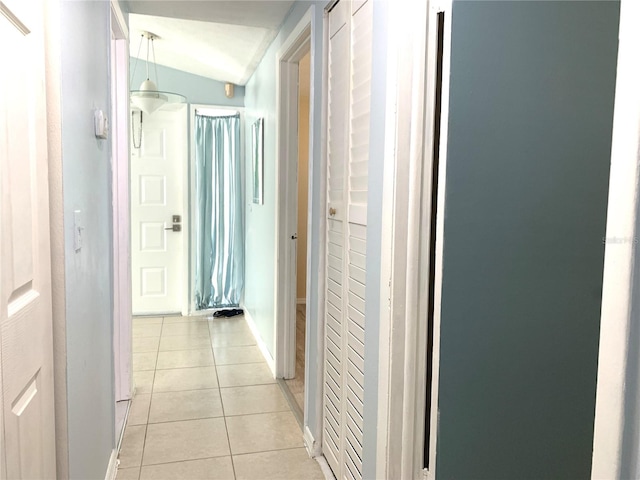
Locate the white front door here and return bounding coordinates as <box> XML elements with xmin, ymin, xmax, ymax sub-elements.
<box><xmin>0</xmin><ymin>1</ymin><xmax>57</xmax><ymax>477</ymax></box>
<box><xmin>131</xmin><ymin>106</ymin><xmax>187</xmax><ymax>314</ymax></box>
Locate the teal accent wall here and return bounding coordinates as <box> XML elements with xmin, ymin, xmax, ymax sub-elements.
<box><xmin>436</xmin><ymin>1</ymin><xmax>619</xmax><ymax>478</ymax></box>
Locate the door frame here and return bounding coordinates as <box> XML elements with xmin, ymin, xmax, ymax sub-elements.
<box><xmin>274</xmin><ymin>8</ymin><xmax>314</xmax><ymax>381</ymax></box>
<box><xmin>375</xmin><ymin>0</ymin><xmax>452</xmax><ymax>478</ymax></box>
<box><xmin>188</xmin><ymin>104</ymin><xmax>244</xmax><ymax>315</ymax></box>
<box><xmin>110</xmin><ymin>0</ymin><xmax>132</xmax><ymax>404</ymax></box>
<box><xmin>591</xmin><ymin>0</ymin><xmax>640</xmax><ymax>477</ymax></box>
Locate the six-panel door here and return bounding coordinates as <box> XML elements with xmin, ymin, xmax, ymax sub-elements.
<box><xmin>130</xmin><ymin>106</ymin><xmax>187</xmax><ymax>314</ymax></box>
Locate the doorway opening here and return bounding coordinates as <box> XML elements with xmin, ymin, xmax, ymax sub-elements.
<box><xmin>282</xmin><ymin>51</ymin><xmax>312</xmax><ymax>417</ymax></box>
<box><xmin>273</xmin><ymin>10</ymin><xmax>313</xmax><ymax>427</ymax></box>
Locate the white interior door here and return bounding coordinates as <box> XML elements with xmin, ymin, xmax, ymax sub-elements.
<box><xmin>0</xmin><ymin>1</ymin><xmax>57</xmax><ymax>477</ymax></box>
<box><xmin>131</xmin><ymin>106</ymin><xmax>187</xmax><ymax>315</ymax></box>
<box><xmin>323</xmin><ymin>1</ymin><xmax>372</xmax><ymax>479</ymax></box>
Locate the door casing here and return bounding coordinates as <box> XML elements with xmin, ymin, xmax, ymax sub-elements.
<box><xmin>274</xmin><ymin>11</ymin><xmax>313</xmax><ymax>381</ymax></box>
<box><xmin>110</xmin><ymin>0</ymin><xmax>132</xmax><ymax>408</ymax></box>
<box><xmin>375</xmin><ymin>0</ymin><xmax>452</xmax><ymax>478</ymax></box>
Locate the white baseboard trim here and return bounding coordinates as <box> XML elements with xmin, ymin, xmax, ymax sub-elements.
<box><xmin>304</xmin><ymin>425</ymin><xmax>322</xmax><ymax>458</ymax></box>
<box><xmin>305</xmin><ymin>426</ymin><xmax>332</xmax><ymax>479</ymax></box>
<box><xmin>243</xmin><ymin>307</ymin><xmax>276</xmax><ymax>376</ymax></box>
<box><xmin>315</xmin><ymin>455</ymin><xmax>335</xmax><ymax>480</ymax></box>
<box><xmin>296</xmin><ymin>298</ymin><xmax>306</xmax><ymax>305</ymax></box>
<box><xmin>115</xmin><ymin>399</ymin><xmax>132</xmax><ymax>453</ymax></box>
<box><xmin>104</xmin><ymin>449</ymin><xmax>118</xmax><ymax>480</ymax></box>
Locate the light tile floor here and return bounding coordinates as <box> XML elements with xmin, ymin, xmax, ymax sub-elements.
<box><xmin>117</xmin><ymin>314</ymin><xmax>325</xmax><ymax>480</ymax></box>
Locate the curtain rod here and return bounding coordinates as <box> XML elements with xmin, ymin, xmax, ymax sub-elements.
<box><xmin>195</xmin><ymin>108</ymin><xmax>239</xmax><ymax>118</ymax></box>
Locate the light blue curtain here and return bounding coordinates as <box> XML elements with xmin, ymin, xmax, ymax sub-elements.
<box><xmin>194</xmin><ymin>113</ymin><xmax>244</xmax><ymax>309</ymax></box>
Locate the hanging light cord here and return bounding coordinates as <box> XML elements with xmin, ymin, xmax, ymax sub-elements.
<box><xmin>131</xmin><ymin>34</ymin><xmax>144</xmax><ymax>149</ymax></box>
<box><xmin>132</xmin><ymin>111</ymin><xmax>143</xmax><ymax>149</ymax></box>
<box><xmin>151</xmin><ymin>36</ymin><xmax>160</xmax><ymax>89</ymax></box>
<box><xmin>130</xmin><ymin>33</ymin><xmax>144</xmax><ymax>85</ymax></box>
<box><xmin>145</xmin><ymin>35</ymin><xmax>151</xmax><ymax>80</ymax></box>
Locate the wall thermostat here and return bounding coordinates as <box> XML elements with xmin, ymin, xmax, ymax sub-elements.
<box><xmin>94</xmin><ymin>110</ymin><xmax>109</xmax><ymax>139</ymax></box>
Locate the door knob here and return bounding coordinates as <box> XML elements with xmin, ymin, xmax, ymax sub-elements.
<box><xmin>291</xmin><ymin>234</ymin><xmax>298</xmax><ymax>240</ymax></box>
<box><xmin>165</xmin><ymin>224</ymin><xmax>182</xmax><ymax>232</ymax></box>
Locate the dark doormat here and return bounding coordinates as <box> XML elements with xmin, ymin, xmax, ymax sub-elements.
<box><xmin>212</xmin><ymin>308</ymin><xmax>244</xmax><ymax>318</ymax></box>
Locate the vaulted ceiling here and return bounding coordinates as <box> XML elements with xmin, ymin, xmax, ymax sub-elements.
<box><xmin>126</xmin><ymin>1</ymin><xmax>295</xmax><ymax>85</ymax></box>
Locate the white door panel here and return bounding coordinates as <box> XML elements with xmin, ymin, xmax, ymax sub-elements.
<box><xmin>0</xmin><ymin>1</ymin><xmax>57</xmax><ymax>477</ymax></box>
<box><xmin>323</xmin><ymin>1</ymin><xmax>372</xmax><ymax>479</ymax></box>
<box><xmin>131</xmin><ymin>107</ymin><xmax>187</xmax><ymax>314</ymax></box>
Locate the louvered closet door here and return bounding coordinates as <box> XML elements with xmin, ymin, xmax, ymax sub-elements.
<box><xmin>323</xmin><ymin>1</ymin><xmax>372</xmax><ymax>479</ymax></box>
<box><xmin>323</xmin><ymin>1</ymin><xmax>349</xmax><ymax>474</ymax></box>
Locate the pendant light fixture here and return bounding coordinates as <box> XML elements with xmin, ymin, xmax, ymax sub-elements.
<box><xmin>130</xmin><ymin>32</ymin><xmax>186</xmax><ymax>116</ymax></box>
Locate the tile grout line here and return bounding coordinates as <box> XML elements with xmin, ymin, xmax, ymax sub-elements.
<box><xmin>144</xmin><ymin>338</ymin><xmax>157</xmax><ymax>426</ymax></box>
<box><xmin>136</xmin><ymin>359</ymin><xmax>267</xmax><ymax>371</ymax></box>
<box><xmin>125</xmin><ymin>447</ymin><xmax>311</xmax><ymax>469</ymax></box>
<box><xmin>130</xmin><ymin>316</ymin><xmax>159</xmax><ymax>480</ymax></box>
<box><xmin>131</xmin><ymin>452</ymin><xmax>233</xmax><ymax>469</ymax></box>
<box><xmin>136</xmin><ymin>316</ymin><xmax>165</xmax><ymax>480</ymax></box>
<box><xmin>208</xmin><ymin>316</ymin><xmax>238</xmax><ymax>480</ymax></box>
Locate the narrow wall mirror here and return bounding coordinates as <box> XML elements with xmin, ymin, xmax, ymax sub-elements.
<box><xmin>252</xmin><ymin>118</ymin><xmax>264</xmax><ymax>205</ymax></box>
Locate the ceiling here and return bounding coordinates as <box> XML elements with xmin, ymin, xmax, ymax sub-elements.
<box><xmin>127</xmin><ymin>1</ymin><xmax>295</xmax><ymax>85</ymax></box>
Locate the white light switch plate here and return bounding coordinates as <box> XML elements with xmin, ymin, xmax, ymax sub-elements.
<box><xmin>94</xmin><ymin>109</ymin><xmax>109</xmax><ymax>139</ymax></box>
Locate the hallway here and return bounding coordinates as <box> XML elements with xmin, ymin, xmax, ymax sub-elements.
<box><xmin>116</xmin><ymin>314</ymin><xmax>324</xmax><ymax>480</ymax></box>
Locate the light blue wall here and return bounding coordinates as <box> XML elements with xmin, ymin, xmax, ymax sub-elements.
<box><xmin>59</xmin><ymin>1</ymin><xmax>115</xmax><ymax>479</ymax></box>
<box><xmin>243</xmin><ymin>0</ymin><xmax>327</xmax><ymax>440</ymax></box>
<box><xmin>436</xmin><ymin>1</ymin><xmax>619</xmax><ymax>478</ymax></box>
<box><xmin>130</xmin><ymin>60</ymin><xmax>245</xmax><ymax>107</ymax></box>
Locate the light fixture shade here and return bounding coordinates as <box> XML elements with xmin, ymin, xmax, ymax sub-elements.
<box><xmin>129</xmin><ymin>33</ymin><xmax>187</xmax><ymax>115</ymax></box>
<box><xmin>131</xmin><ymin>92</ymin><xmax>166</xmax><ymax>115</ymax></box>
<box><xmin>131</xmin><ymin>90</ymin><xmax>187</xmax><ymax>114</ymax></box>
